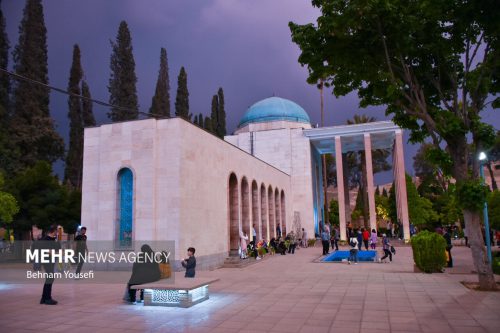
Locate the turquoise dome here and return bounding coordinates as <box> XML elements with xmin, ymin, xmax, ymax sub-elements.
<box><xmin>238</xmin><ymin>97</ymin><xmax>310</xmax><ymax>128</ymax></box>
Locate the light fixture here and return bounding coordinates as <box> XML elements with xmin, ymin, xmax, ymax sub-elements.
<box><xmin>479</xmin><ymin>152</ymin><xmax>487</xmax><ymax>161</ymax></box>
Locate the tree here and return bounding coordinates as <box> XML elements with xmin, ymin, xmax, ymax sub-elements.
<box><xmin>0</xmin><ymin>1</ymin><xmax>9</xmax><ymax>123</ymax></box>
<box><xmin>484</xmin><ymin>131</ymin><xmax>499</xmax><ymax>190</ymax></box>
<box><xmin>204</xmin><ymin>116</ymin><xmax>212</xmax><ymax>132</ymax></box>
<box><xmin>290</xmin><ymin>0</ymin><xmax>498</xmax><ymax>289</ymax></box>
<box><xmin>64</xmin><ymin>45</ymin><xmax>84</xmax><ymax>189</ymax></box>
<box><xmin>0</xmin><ymin>173</ymin><xmax>19</xmax><ymax>224</ymax></box>
<box><xmin>108</xmin><ymin>21</ymin><xmax>138</xmax><ymax>121</ymax></box>
<box><xmin>149</xmin><ymin>47</ymin><xmax>170</xmax><ymax>118</ymax></box>
<box><xmin>7</xmin><ymin>161</ymin><xmax>80</xmax><ymax>237</ymax></box>
<box><xmin>175</xmin><ymin>66</ymin><xmax>190</xmax><ymax>120</ymax></box>
<box><xmin>10</xmin><ymin>0</ymin><xmax>64</xmax><ymax>170</ymax></box>
<box><xmin>328</xmin><ymin>199</ymin><xmax>339</xmax><ymax>226</ymax></box>
<box><xmin>217</xmin><ymin>88</ymin><xmax>226</xmax><ymax>137</ymax></box>
<box><xmin>488</xmin><ymin>190</ymin><xmax>500</xmax><ymax>230</ymax></box>
<box><xmin>210</xmin><ymin>94</ymin><xmax>218</xmax><ymax>134</ymax></box>
<box><xmin>81</xmin><ymin>80</ymin><xmax>95</xmax><ymax>127</ymax></box>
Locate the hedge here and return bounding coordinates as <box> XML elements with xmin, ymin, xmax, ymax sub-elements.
<box><xmin>411</xmin><ymin>230</ymin><xmax>447</xmax><ymax>273</ymax></box>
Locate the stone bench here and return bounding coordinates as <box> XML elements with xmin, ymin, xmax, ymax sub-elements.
<box><xmin>131</xmin><ymin>278</ymin><xmax>219</xmax><ymax>307</ymax></box>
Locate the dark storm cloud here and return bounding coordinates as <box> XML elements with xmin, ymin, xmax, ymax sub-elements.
<box><xmin>3</xmin><ymin>1</ymin><xmax>497</xmax><ymax>182</ymax></box>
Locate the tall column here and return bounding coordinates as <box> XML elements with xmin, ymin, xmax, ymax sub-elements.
<box><xmin>364</xmin><ymin>134</ymin><xmax>377</xmax><ymax>232</ymax></box>
<box><xmin>394</xmin><ymin>130</ymin><xmax>410</xmax><ymax>241</ymax></box>
<box><xmin>335</xmin><ymin>136</ymin><xmax>347</xmax><ymax>241</ymax></box>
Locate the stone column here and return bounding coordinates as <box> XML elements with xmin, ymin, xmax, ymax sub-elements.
<box><xmin>335</xmin><ymin>136</ymin><xmax>347</xmax><ymax>241</ymax></box>
<box><xmin>394</xmin><ymin>130</ymin><xmax>410</xmax><ymax>241</ymax></box>
<box><xmin>364</xmin><ymin>133</ymin><xmax>377</xmax><ymax>232</ymax></box>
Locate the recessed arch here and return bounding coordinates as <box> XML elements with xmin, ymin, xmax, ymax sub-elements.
<box><xmin>117</xmin><ymin>168</ymin><xmax>134</xmax><ymax>248</ymax></box>
<box><xmin>268</xmin><ymin>185</ymin><xmax>275</xmax><ymax>239</ymax></box>
<box><xmin>260</xmin><ymin>183</ymin><xmax>268</xmax><ymax>241</ymax></box>
<box><xmin>228</xmin><ymin>173</ymin><xmax>239</xmax><ymax>253</ymax></box>
<box><xmin>275</xmin><ymin>188</ymin><xmax>281</xmax><ymax>236</ymax></box>
<box><xmin>241</xmin><ymin>177</ymin><xmax>250</xmax><ymax>239</ymax></box>
<box><xmin>281</xmin><ymin>190</ymin><xmax>286</xmax><ymax>236</ymax></box>
<box><xmin>251</xmin><ymin>180</ymin><xmax>259</xmax><ymax>242</ymax></box>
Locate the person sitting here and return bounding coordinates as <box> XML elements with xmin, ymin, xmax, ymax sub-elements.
<box><xmin>127</xmin><ymin>244</ymin><xmax>161</xmax><ymax>304</ymax></box>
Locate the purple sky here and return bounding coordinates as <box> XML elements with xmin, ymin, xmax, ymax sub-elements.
<box><xmin>3</xmin><ymin>1</ymin><xmax>498</xmax><ymax>184</ymax></box>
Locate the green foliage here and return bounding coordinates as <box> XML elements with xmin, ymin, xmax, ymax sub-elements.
<box><xmin>0</xmin><ymin>3</ymin><xmax>9</xmax><ymax>123</ymax></box>
<box><xmin>492</xmin><ymin>252</ymin><xmax>500</xmax><ymax>275</ymax></box>
<box><xmin>81</xmin><ymin>80</ymin><xmax>95</xmax><ymax>127</ymax></box>
<box><xmin>108</xmin><ymin>21</ymin><xmax>139</xmax><ymax>121</ymax></box>
<box><xmin>65</xmin><ymin>44</ymin><xmax>84</xmax><ymax>189</ymax></box>
<box><xmin>456</xmin><ymin>179</ymin><xmax>490</xmax><ymax>212</ymax></box>
<box><xmin>175</xmin><ymin>66</ymin><xmax>191</xmax><ymax>120</ymax></box>
<box><xmin>0</xmin><ymin>174</ymin><xmax>19</xmax><ymax>223</ymax></box>
<box><xmin>6</xmin><ymin>161</ymin><xmax>81</xmax><ymax>235</ymax></box>
<box><xmin>307</xmin><ymin>239</ymin><xmax>317</xmax><ymax>247</ymax></box>
<box><xmin>10</xmin><ymin>0</ymin><xmax>64</xmax><ymax>169</ymax></box>
<box><xmin>328</xmin><ymin>199</ymin><xmax>339</xmax><ymax>226</ymax></box>
<box><xmin>375</xmin><ymin>194</ymin><xmax>390</xmax><ymax>221</ymax></box>
<box><xmin>488</xmin><ymin>190</ymin><xmax>500</xmax><ymax>230</ymax></box>
<box><xmin>411</xmin><ymin>231</ymin><xmax>447</xmax><ymax>273</ymax></box>
<box><xmin>149</xmin><ymin>47</ymin><xmax>170</xmax><ymax>118</ymax></box>
<box><xmin>209</xmin><ymin>88</ymin><xmax>227</xmax><ymax>138</ymax></box>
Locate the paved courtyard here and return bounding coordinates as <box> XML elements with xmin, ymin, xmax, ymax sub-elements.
<box><xmin>1</xmin><ymin>245</ymin><xmax>499</xmax><ymax>333</ymax></box>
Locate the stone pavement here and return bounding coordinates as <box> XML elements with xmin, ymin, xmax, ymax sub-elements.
<box><xmin>0</xmin><ymin>245</ymin><xmax>499</xmax><ymax>333</ymax></box>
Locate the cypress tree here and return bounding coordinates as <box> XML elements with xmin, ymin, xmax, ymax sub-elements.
<box><xmin>81</xmin><ymin>80</ymin><xmax>95</xmax><ymax>127</ymax></box>
<box><xmin>382</xmin><ymin>187</ymin><xmax>388</xmax><ymax>197</ymax></box>
<box><xmin>149</xmin><ymin>47</ymin><xmax>170</xmax><ymax>118</ymax></box>
<box><xmin>210</xmin><ymin>94</ymin><xmax>218</xmax><ymax>135</ymax></box>
<box><xmin>204</xmin><ymin>116</ymin><xmax>212</xmax><ymax>132</ymax></box>
<box><xmin>217</xmin><ymin>87</ymin><xmax>226</xmax><ymax>137</ymax></box>
<box><xmin>108</xmin><ymin>21</ymin><xmax>138</xmax><ymax>121</ymax></box>
<box><xmin>175</xmin><ymin>66</ymin><xmax>190</xmax><ymax>120</ymax></box>
<box><xmin>193</xmin><ymin>114</ymin><xmax>198</xmax><ymax>126</ymax></box>
<box><xmin>0</xmin><ymin>1</ymin><xmax>9</xmax><ymax>120</ymax></box>
<box><xmin>10</xmin><ymin>0</ymin><xmax>64</xmax><ymax>169</ymax></box>
<box><xmin>198</xmin><ymin>113</ymin><xmax>204</xmax><ymax>127</ymax></box>
<box><xmin>64</xmin><ymin>44</ymin><xmax>84</xmax><ymax>188</ymax></box>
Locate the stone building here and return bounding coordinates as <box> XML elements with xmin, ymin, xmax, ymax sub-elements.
<box><xmin>81</xmin><ymin>96</ymin><xmax>409</xmax><ymax>269</ymax></box>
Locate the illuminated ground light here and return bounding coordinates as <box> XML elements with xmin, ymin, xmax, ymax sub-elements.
<box><xmin>143</xmin><ymin>285</ymin><xmax>209</xmax><ymax>307</ymax></box>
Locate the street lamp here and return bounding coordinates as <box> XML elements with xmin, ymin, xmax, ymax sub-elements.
<box><xmin>478</xmin><ymin>151</ymin><xmax>492</xmax><ymax>264</ymax></box>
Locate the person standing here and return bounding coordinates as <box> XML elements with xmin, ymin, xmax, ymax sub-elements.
<box><xmin>334</xmin><ymin>226</ymin><xmax>340</xmax><ymax>251</ymax></box>
<box><xmin>463</xmin><ymin>227</ymin><xmax>469</xmax><ymax>247</ymax></box>
<box><xmin>357</xmin><ymin>229</ymin><xmax>363</xmax><ymax>250</ymax></box>
<box><xmin>362</xmin><ymin>228</ymin><xmax>370</xmax><ymax>250</ymax></box>
<box><xmin>302</xmin><ymin>228</ymin><xmax>308</xmax><ymax>247</ymax></box>
<box><xmin>182</xmin><ymin>247</ymin><xmax>196</xmax><ymax>278</ymax></box>
<box><xmin>276</xmin><ymin>223</ymin><xmax>282</xmax><ymax>239</ymax></box>
<box><xmin>348</xmin><ymin>234</ymin><xmax>359</xmax><ymax>264</ymax></box>
<box><xmin>370</xmin><ymin>229</ymin><xmax>378</xmax><ymax>250</ymax></box>
<box><xmin>321</xmin><ymin>227</ymin><xmax>330</xmax><ymax>255</ymax></box>
<box><xmin>387</xmin><ymin>222</ymin><xmax>392</xmax><ymax>238</ymax></box>
<box><xmin>252</xmin><ymin>224</ymin><xmax>258</xmax><ymax>245</ymax></box>
<box><xmin>443</xmin><ymin>228</ymin><xmax>453</xmax><ymax>268</ymax></box>
<box><xmin>380</xmin><ymin>234</ymin><xmax>392</xmax><ymax>263</ymax></box>
<box><xmin>74</xmin><ymin>227</ymin><xmax>88</xmax><ymax>276</ymax></box>
<box><xmin>40</xmin><ymin>225</ymin><xmax>60</xmax><ymax>305</ymax></box>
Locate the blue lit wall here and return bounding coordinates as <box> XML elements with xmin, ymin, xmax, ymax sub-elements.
<box><xmin>118</xmin><ymin>168</ymin><xmax>133</xmax><ymax>246</ymax></box>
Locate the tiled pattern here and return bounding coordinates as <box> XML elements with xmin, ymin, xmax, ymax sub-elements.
<box><xmin>1</xmin><ymin>245</ymin><xmax>499</xmax><ymax>332</ymax></box>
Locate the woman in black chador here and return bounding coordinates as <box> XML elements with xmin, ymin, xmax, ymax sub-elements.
<box><xmin>127</xmin><ymin>244</ymin><xmax>161</xmax><ymax>304</ymax></box>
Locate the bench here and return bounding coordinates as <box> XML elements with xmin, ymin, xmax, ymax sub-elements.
<box><xmin>131</xmin><ymin>277</ymin><xmax>219</xmax><ymax>307</ymax></box>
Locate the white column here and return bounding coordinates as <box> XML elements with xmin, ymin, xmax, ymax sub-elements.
<box><xmin>364</xmin><ymin>133</ymin><xmax>377</xmax><ymax>232</ymax></box>
<box><xmin>394</xmin><ymin>130</ymin><xmax>410</xmax><ymax>241</ymax></box>
<box><xmin>335</xmin><ymin>136</ymin><xmax>347</xmax><ymax>241</ymax></box>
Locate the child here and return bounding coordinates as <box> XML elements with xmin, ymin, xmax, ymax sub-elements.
<box><xmin>181</xmin><ymin>247</ymin><xmax>196</xmax><ymax>278</ymax></box>
<box><xmin>370</xmin><ymin>229</ymin><xmax>378</xmax><ymax>250</ymax></box>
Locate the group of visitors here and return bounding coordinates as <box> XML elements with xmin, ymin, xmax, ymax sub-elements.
<box><xmin>321</xmin><ymin>223</ymin><xmax>395</xmax><ymax>264</ymax></box>
<box><xmin>241</xmin><ymin>223</ymin><xmax>308</xmax><ymax>259</ymax></box>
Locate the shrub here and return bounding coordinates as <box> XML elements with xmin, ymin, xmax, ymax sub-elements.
<box><xmin>493</xmin><ymin>252</ymin><xmax>500</xmax><ymax>275</ymax></box>
<box><xmin>307</xmin><ymin>239</ymin><xmax>317</xmax><ymax>247</ymax></box>
<box><xmin>411</xmin><ymin>230</ymin><xmax>447</xmax><ymax>273</ymax></box>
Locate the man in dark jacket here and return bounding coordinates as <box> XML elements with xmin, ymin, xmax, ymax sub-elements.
<box><xmin>74</xmin><ymin>227</ymin><xmax>88</xmax><ymax>275</ymax></box>
<box><xmin>40</xmin><ymin>225</ymin><xmax>61</xmax><ymax>305</ymax></box>
<box><xmin>127</xmin><ymin>244</ymin><xmax>161</xmax><ymax>304</ymax></box>
<box><xmin>443</xmin><ymin>228</ymin><xmax>453</xmax><ymax>268</ymax></box>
